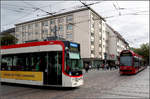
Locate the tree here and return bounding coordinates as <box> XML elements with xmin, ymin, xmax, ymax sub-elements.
<box><xmin>0</xmin><ymin>33</ymin><xmax>18</xmax><ymax>46</ymax></box>
<box><xmin>130</xmin><ymin>43</ymin><xmax>149</xmax><ymax>65</ymax></box>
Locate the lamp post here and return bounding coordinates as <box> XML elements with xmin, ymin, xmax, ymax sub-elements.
<box><xmin>0</xmin><ymin>35</ymin><xmax>4</xmax><ymax>82</ymax></box>
<box><xmin>104</xmin><ymin>52</ymin><xmax>107</xmax><ymax>65</ymax></box>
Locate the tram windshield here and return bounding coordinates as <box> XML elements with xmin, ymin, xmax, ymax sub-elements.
<box><xmin>66</xmin><ymin>52</ymin><xmax>83</xmax><ymax>76</ymax></box>
<box><xmin>120</xmin><ymin>56</ymin><xmax>132</xmax><ymax>66</ymax></box>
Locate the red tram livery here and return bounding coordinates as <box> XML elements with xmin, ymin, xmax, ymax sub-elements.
<box><xmin>119</xmin><ymin>50</ymin><xmax>146</xmax><ymax>75</ymax></box>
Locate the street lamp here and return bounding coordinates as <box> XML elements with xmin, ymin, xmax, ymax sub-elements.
<box><xmin>104</xmin><ymin>52</ymin><xmax>107</xmax><ymax>65</ymax></box>
<box><xmin>0</xmin><ymin>34</ymin><xmax>4</xmax><ymax>71</ymax></box>
<box><xmin>0</xmin><ymin>35</ymin><xmax>4</xmax><ymax>82</ymax></box>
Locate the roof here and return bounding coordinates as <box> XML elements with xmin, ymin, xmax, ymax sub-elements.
<box><xmin>106</xmin><ymin>23</ymin><xmax>129</xmax><ymax>45</ymax></box>
<box><xmin>15</xmin><ymin>7</ymin><xmax>106</xmax><ymax>26</ymax></box>
<box><xmin>0</xmin><ymin>28</ymin><xmax>15</xmax><ymax>35</ymax></box>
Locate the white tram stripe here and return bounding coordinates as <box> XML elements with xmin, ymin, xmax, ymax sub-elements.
<box><xmin>1</xmin><ymin>45</ymin><xmax>62</xmax><ymax>55</ymax></box>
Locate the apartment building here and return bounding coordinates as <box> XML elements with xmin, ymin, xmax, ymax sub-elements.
<box><xmin>106</xmin><ymin>24</ymin><xmax>129</xmax><ymax>64</ymax></box>
<box><xmin>15</xmin><ymin>7</ymin><xmax>128</xmax><ymax>67</ymax></box>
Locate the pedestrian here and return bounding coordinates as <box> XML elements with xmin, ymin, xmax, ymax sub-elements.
<box><xmin>104</xmin><ymin>64</ymin><xmax>107</xmax><ymax>70</ymax></box>
<box><xmin>102</xmin><ymin>64</ymin><xmax>104</xmax><ymax>70</ymax></box>
<box><xmin>109</xmin><ymin>63</ymin><xmax>112</xmax><ymax>70</ymax></box>
<box><xmin>85</xmin><ymin>64</ymin><xmax>89</xmax><ymax>73</ymax></box>
<box><xmin>97</xmin><ymin>64</ymin><xmax>100</xmax><ymax>70</ymax></box>
<box><xmin>106</xmin><ymin>63</ymin><xmax>109</xmax><ymax>70</ymax></box>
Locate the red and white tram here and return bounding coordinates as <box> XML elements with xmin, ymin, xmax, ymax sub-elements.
<box><xmin>0</xmin><ymin>40</ymin><xmax>83</xmax><ymax>87</ymax></box>
<box><xmin>119</xmin><ymin>50</ymin><xmax>146</xmax><ymax>75</ymax></box>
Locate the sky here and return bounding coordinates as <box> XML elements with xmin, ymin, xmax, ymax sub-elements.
<box><xmin>1</xmin><ymin>1</ymin><xmax>149</xmax><ymax>48</ymax></box>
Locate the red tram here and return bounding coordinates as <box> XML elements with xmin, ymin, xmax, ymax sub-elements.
<box><xmin>119</xmin><ymin>50</ymin><xmax>146</xmax><ymax>75</ymax></box>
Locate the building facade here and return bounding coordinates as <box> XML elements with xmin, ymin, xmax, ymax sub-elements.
<box><xmin>106</xmin><ymin>24</ymin><xmax>129</xmax><ymax>65</ymax></box>
<box><xmin>15</xmin><ymin>8</ymin><xmax>128</xmax><ymax>67</ymax></box>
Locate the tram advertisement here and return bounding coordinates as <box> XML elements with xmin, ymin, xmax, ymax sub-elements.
<box><xmin>0</xmin><ymin>71</ymin><xmax>43</xmax><ymax>81</ymax></box>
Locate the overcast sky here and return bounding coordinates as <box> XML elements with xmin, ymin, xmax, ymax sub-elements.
<box><xmin>1</xmin><ymin>1</ymin><xmax>149</xmax><ymax>48</ymax></box>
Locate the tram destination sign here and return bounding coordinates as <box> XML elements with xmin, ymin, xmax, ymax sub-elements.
<box><xmin>121</xmin><ymin>53</ymin><xmax>131</xmax><ymax>56</ymax></box>
<box><xmin>69</xmin><ymin>43</ymin><xmax>79</xmax><ymax>52</ymax></box>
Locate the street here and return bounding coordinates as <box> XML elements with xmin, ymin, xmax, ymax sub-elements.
<box><xmin>0</xmin><ymin>67</ymin><xmax>149</xmax><ymax>99</ymax></box>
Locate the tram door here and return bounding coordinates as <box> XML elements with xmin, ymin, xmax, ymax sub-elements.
<box><xmin>44</xmin><ymin>52</ymin><xmax>62</xmax><ymax>85</ymax></box>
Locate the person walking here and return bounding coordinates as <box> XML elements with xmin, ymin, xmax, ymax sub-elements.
<box><xmin>85</xmin><ymin>64</ymin><xmax>89</xmax><ymax>73</ymax></box>
<box><xmin>106</xmin><ymin>63</ymin><xmax>109</xmax><ymax>70</ymax></box>
<box><xmin>97</xmin><ymin>64</ymin><xmax>100</xmax><ymax>70</ymax></box>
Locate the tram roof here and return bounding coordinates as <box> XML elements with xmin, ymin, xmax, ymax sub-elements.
<box><xmin>121</xmin><ymin>50</ymin><xmax>143</xmax><ymax>58</ymax></box>
<box><xmin>0</xmin><ymin>40</ymin><xmax>79</xmax><ymax>50</ymax></box>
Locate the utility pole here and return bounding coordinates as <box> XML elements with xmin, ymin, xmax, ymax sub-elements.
<box><xmin>104</xmin><ymin>52</ymin><xmax>107</xmax><ymax>65</ymax></box>
<box><xmin>0</xmin><ymin>35</ymin><xmax>3</xmax><ymax>81</ymax></box>
<box><xmin>0</xmin><ymin>37</ymin><xmax>2</xmax><ymax>81</ymax></box>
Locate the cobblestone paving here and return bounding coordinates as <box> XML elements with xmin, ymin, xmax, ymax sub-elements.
<box><xmin>0</xmin><ymin>67</ymin><xmax>149</xmax><ymax>99</ymax></box>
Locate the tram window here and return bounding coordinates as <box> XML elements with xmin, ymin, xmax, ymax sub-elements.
<box><xmin>47</xmin><ymin>52</ymin><xmax>62</xmax><ymax>74</ymax></box>
<box><xmin>134</xmin><ymin>57</ymin><xmax>139</xmax><ymax>67</ymax></box>
<box><xmin>1</xmin><ymin>52</ymin><xmax>49</xmax><ymax>72</ymax></box>
<box><xmin>37</xmin><ymin>53</ymin><xmax>47</xmax><ymax>71</ymax></box>
<box><xmin>1</xmin><ymin>56</ymin><xmax>13</xmax><ymax>70</ymax></box>
<box><xmin>57</xmin><ymin>52</ymin><xmax>62</xmax><ymax>75</ymax></box>
<box><xmin>30</xmin><ymin>54</ymin><xmax>39</xmax><ymax>71</ymax></box>
<box><xmin>120</xmin><ymin>56</ymin><xmax>132</xmax><ymax>66</ymax></box>
<box><xmin>13</xmin><ymin>54</ymin><xmax>27</xmax><ymax>71</ymax></box>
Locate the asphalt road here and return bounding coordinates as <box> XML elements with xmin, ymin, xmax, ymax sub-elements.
<box><xmin>0</xmin><ymin>67</ymin><xmax>149</xmax><ymax>99</ymax></box>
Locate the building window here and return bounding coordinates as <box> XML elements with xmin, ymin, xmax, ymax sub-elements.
<box><xmin>22</xmin><ymin>26</ymin><xmax>26</xmax><ymax>31</ymax></box>
<box><xmin>22</xmin><ymin>32</ymin><xmax>25</xmax><ymax>37</ymax></box>
<box><xmin>50</xmin><ymin>19</ymin><xmax>55</xmax><ymax>24</ymax></box>
<box><xmin>59</xmin><ymin>34</ymin><xmax>63</xmax><ymax>38</ymax></box>
<box><xmin>91</xmin><ymin>50</ymin><xmax>94</xmax><ymax>54</ymax></box>
<box><xmin>66</xmin><ymin>15</ymin><xmax>73</xmax><ymax>22</ymax></box>
<box><xmin>99</xmin><ymin>44</ymin><xmax>101</xmax><ymax>47</ymax></box>
<box><xmin>58</xmin><ymin>17</ymin><xmax>64</xmax><ymax>23</ymax></box>
<box><xmin>91</xmin><ymin>41</ymin><xmax>94</xmax><ymax>45</ymax></box>
<box><xmin>42</xmin><ymin>29</ymin><xmax>48</xmax><ymax>34</ymax></box>
<box><xmin>92</xmin><ymin>24</ymin><xmax>94</xmax><ymax>28</ymax></box>
<box><xmin>67</xmin><ymin>24</ymin><xmax>73</xmax><ymax>30</ymax></box>
<box><xmin>99</xmin><ymin>52</ymin><xmax>101</xmax><ymax>55</ymax></box>
<box><xmin>16</xmin><ymin>27</ymin><xmax>20</xmax><ymax>32</ymax></box>
<box><xmin>15</xmin><ymin>34</ymin><xmax>19</xmax><ymax>38</ymax></box>
<box><xmin>91</xmin><ymin>32</ymin><xmax>94</xmax><ymax>36</ymax></box>
<box><xmin>66</xmin><ymin>33</ymin><xmax>72</xmax><ymax>39</ymax></box>
<box><xmin>58</xmin><ymin>25</ymin><xmax>63</xmax><ymax>32</ymax></box>
<box><xmin>35</xmin><ymin>23</ymin><xmax>39</xmax><ymax>27</ymax></box>
<box><xmin>50</xmin><ymin>28</ymin><xmax>54</xmax><ymax>32</ymax></box>
<box><xmin>99</xmin><ymin>36</ymin><xmax>102</xmax><ymax>40</ymax></box>
<box><xmin>99</xmin><ymin>28</ymin><xmax>102</xmax><ymax>32</ymax></box>
<box><xmin>28</xmin><ymin>32</ymin><xmax>32</xmax><ymax>36</ymax></box>
<box><xmin>42</xmin><ymin>21</ymin><xmax>48</xmax><ymax>26</ymax></box>
<box><xmin>28</xmin><ymin>24</ymin><xmax>32</xmax><ymax>29</ymax></box>
<box><xmin>35</xmin><ymin>32</ymin><xmax>39</xmax><ymax>34</ymax></box>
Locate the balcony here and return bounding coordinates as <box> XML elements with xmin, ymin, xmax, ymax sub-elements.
<box><xmin>91</xmin><ymin>36</ymin><xmax>94</xmax><ymax>41</ymax></box>
<box><xmin>91</xmin><ymin>45</ymin><xmax>94</xmax><ymax>50</ymax></box>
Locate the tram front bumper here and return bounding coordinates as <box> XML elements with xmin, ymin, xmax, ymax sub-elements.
<box><xmin>71</xmin><ymin>77</ymin><xmax>83</xmax><ymax>87</ymax></box>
